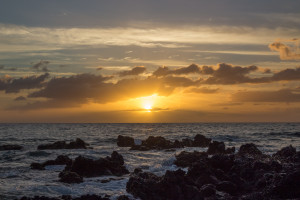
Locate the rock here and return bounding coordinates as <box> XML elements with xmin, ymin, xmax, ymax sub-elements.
<box><xmin>117</xmin><ymin>135</ymin><xmax>135</xmax><ymax>147</ymax></box>
<box><xmin>18</xmin><ymin>194</ymin><xmax>110</xmax><ymax>200</ymax></box>
<box><xmin>192</xmin><ymin>134</ymin><xmax>211</xmax><ymax>147</ymax></box>
<box><xmin>59</xmin><ymin>171</ymin><xmax>83</xmax><ymax>184</ymax></box>
<box><xmin>216</xmin><ymin>181</ymin><xmax>237</xmax><ymax>195</ymax></box>
<box><xmin>238</xmin><ymin>143</ymin><xmax>262</xmax><ymax>156</ymax></box>
<box><xmin>273</xmin><ymin>145</ymin><xmax>296</xmax><ymax>162</ymax></box>
<box><xmin>37</xmin><ymin>138</ymin><xmax>88</xmax><ymax>150</ymax></box>
<box><xmin>31</xmin><ymin>155</ymin><xmax>72</xmax><ymax>170</ymax></box>
<box><xmin>64</xmin><ymin>151</ymin><xmax>129</xmax><ymax>177</ymax></box>
<box><xmin>200</xmin><ymin>184</ymin><xmax>216</xmax><ymax>197</ymax></box>
<box><xmin>207</xmin><ymin>141</ymin><xmax>226</xmax><ymax>154</ymax></box>
<box><xmin>0</xmin><ymin>144</ymin><xmax>23</xmax><ymax>151</ymax></box>
<box><xmin>174</xmin><ymin>151</ymin><xmax>208</xmax><ymax>168</ymax></box>
<box><xmin>271</xmin><ymin>170</ymin><xmax>300</xmax><ymax>198</ymax></box>
<box><xmin>117</xmin><ymin>195</ymin><xmax>130</xmax><ymax>200</ymax></box>
<box><xmin>209</xmin><ymin>154</ymin><xmax>234</xmax><ymax>172</ymax></box>
<box><xmin>142</xmin><ymin>136</ymin><xmax>172</xmax><ymax>149</ymax></box>
<box><xmin>30</xmin><ymin>162</ymin><xmax>45</xmax><ymax>170</ymax></box>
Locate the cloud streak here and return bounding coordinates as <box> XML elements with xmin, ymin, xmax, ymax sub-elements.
<box><xmin>269</xmin><ymin>39</ymin><xmax>300</xmax><ymax>60</ymax></box>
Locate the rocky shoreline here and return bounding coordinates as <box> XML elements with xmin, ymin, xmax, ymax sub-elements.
<box><xmin>11</xmin><ymin>134</ymin><xmax>300</xmax><ymax>200</ymax></box>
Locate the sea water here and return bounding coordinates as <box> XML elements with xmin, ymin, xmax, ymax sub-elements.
<box><xmin>0</xmin><ymin>123</ymin><xmax>299</xmax><ymax>199</ymax></box>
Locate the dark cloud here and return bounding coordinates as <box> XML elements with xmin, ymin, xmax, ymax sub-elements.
<box><xmin>32</xmin><ymin>60</ymin><xmax>50</xmax><ymax>72</ymax></box>
<box><xmin>232</xmin><ymin>88</ymin><xmax>300</xmax><ymax>102</ymax></box>
<box><xmin>269</xmin><ymin>40</ymin><xmax>300</xmax><ymax>60</ymax></box>
<box><xmin>202</xmin><ymin>63</ymin><xmax>300</xmax><ymax>85</ymax></box>
<box><xmin>263</xmin><ymin>68</ymin><xmax>272</xmax><ymax>74</ymax></box>
<box><xmin>152</xmin><ymin>64</ymin><xmax>214</xmax><ymax>77</ymax></box>
<box><xmin>0</xmin><ymin>65</ymin><xmax>4</xmax><ymax>70</ymax></box>
<box><xmin>118</xmin><ymin>66</ymin><xmax>146</xmax><ymax>76</ymax></box>
<box><xmin>0</xmin><ymin>73</ymin><xmax>49</xmax><ymax>93</ymax></box>
<box><xmin>96</xmin><ymin>67</ymin><xmax>103</xmax><ymax>71</ymax></box>
<box><xmin>203</xmin><ymin>63</ymin><xmax>258</xmax><ymax>84</ymax></box>
<box><xmin>14</xmin><ymin>96</ymin><xmax>26</xmax><ymax>101</ymax></box>
<box><xmin>7</xmin><ymin>68</ymin><xmax>17</xmax><ymax>71</ymax></box>
<box><xmin>185</xmin><ymin>87</ymin><xmax>219</xmax><ymax>94</ymax></box>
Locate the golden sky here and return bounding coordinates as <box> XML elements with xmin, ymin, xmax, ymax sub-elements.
<box><xmin>0</xmin><ymin>1</ymin><xmax>300</xmax><ymax>122</ymax></box>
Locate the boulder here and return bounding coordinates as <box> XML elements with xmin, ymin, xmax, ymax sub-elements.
<box><xmin>200</xmin><ymin>184</ymin><xmax>216</xmax><ymax>197</ymax></box>
<box><xmin>238</xmin><ymin>143</ymin><xmax>262</xmax><ymax>156</ymax></box>
<box><xmin>192</xmin><ymin>134</ymin><xmax>211</xmax><ymax>147</ymax></box>
<box><xmin>207</xmin><ymin>141</ymin><xmax>226</xmax><ymax>154</ymax></box>
<box><xmin>31</xmin><ymin>155</ymin><xmax>72</xmax><ymax>170</ymax></box>
<box><xmin>174</xmin><ymin>151</ymin><xmax>208</xmax><ymax>168</ymax></box>
<box><xmin>59</xmin><ymin>171</ymin><xmax>83</xmax><ymax>184</ymax></box>
<box><xmin>117</xmin><ymin>135</ymin><xmax>135</xmax><ymax>147</ymax></box>
<box><xmin>216</xmin><ymin>181</ymin><xmax>237</xmax><ymax>195</ymax></box>
<box><xmin>64</xmin><ymin>151</ymin><xmax>129</xmax><ymax>177</ymax></box>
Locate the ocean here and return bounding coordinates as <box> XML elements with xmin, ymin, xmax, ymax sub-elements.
<box><xmin>0</xmin><ymin>123</ymin><xmax>299</xmax><ymax>199</ymax></box>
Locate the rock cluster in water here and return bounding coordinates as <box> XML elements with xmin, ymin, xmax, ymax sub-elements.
<box><xmin>31</xmin><ymin>155</ymin><xmax>72</xmax><ymax>170</ymax></box>
<box><xmin>117</xmin><ymin>134</ymin><xmax>212</xmax><ymax>150</ymax></box>
<box><xmin>126</xmin><ymin>143</ymin><xmax>300</xmax><ymax>199</ymax></box>
<box><xmin>37</xmin><ymin>138</ymin><xmax>89</xmax><ymax>150</ymax></box>
<box><xmin>59</xmin><ymin>151</ymin><xmax>129</xmax><ymax>183</ymax></box>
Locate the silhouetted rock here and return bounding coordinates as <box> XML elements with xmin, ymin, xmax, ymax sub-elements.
<box><xmin>273</xmin><ymin>145</ymin><xmax>297</xmax><ymax>162</ymax></box>
<box><xmin>207</xmin><ymin>141</ymin><xmax>225</xmax><ymax>154</ymax></box>
<box><xmin>200</xmin><ymin>184</ymin><xmax>216</xmax><ymax>197</ymax></box>
<box><xmin>37</xmin><ymin>138</ymin><xmax>88</xmax><ymax>150</ymax></box>
<box><xmin>18</xmin><ymin>194</ymin><xmax>110</xmax><ymax>200</ymax></box>
<box><xmin>0</xmin><ymin>144</ymin><xmax>23</xmax><ymax>151</ymax></box>
<box><xmin>31</xmin><ymin>155</ymin><xmax>72</xmax><ymax>170</ymax></box>
<box><xmin>271</xmin><ymin>170</ymin><xmax>300</xmax><ymax>198</ymax></box>
<box><xmin>174</xmin><ymin>151</ymin><xmax>208</xmax><ymax>168</ymax></box>
<box><xmin>238</xmin><ymin>143</ymin><xmax>262</xmax><ymax>156</ymax></box>
<box><xmin>116</xmin><ymin>195</ymin><xmax>130</xmax><ymax>200</ymax></box>
<box><xmin>59</xmin><ymin>171</ymin><xmax>83</xmax><ymax>184</ymax></box>
<box><xmin>64</xmin><ymin>151</ymin><xmax>129</xmax><ymax>177</ymax></box>
<box><xmin>193</xmin><ymin>134</ymin><xmax>211</xmax><ymax>147</ymax></box>
<box><xmin>117</xmin><ymin>135</ymin><xmax>135</xmax><ymax>147</ymax></box>
<box><xmin>216</xmin><ymin>181</ymin><xmax>237</xmax><ymax>195</ymax></box>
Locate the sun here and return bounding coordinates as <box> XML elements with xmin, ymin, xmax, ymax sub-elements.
<box><xmin>140</xmin><ymin>94</ymin><xmax>157</xmax><ymax>111</ymax></box>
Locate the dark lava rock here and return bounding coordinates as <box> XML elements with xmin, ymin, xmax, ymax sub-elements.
<box><xmin>174</xmin><ymin>151</ymin><xmax>208</xmax><ymax>168</ymax></box>
<box><xmin>116</xmin><ymin>195</ymin><xmax>130</xmax><ymax>200</ymax></box>
<box><xmin>117</xmin><ymin>135</ymin><xmax>135</xmax><ymax>147</ymax></box>
<box><xmin>127</xmin><ymin>169</ymin><xmax>203</xmax><ymax>200</ymax></box>
<box><xmin>207</xmin><ymin>141</ymin><xmax>226</xmax><ymax>154</ymax></box>
<box><xmin>209</xmin><ymin>154</ymin><xmax>234</xmax><ymax>172</ymax></box>
<box><xmin>142</xmin><ymin>136</ymin><xmax>172</xmax><ymax>149</ymax></box>
<box><xmin>64</xmin><ymin>151</ymin><xmax>129</xmax><ymax>177</ymax></box>
<box><xmin>271</xmin><ymin>170</ymin><xmax>300</xmax><ymax>198</ymax></box>
<box><xmin>192</xmin><ymin>134</ymin><xmax>211</xmax><ymax>147</ymax></box>
<box><xmin>272</xmin><ymin>145</ymin><xmax>297</xmax><ymax>162</ymax></box>
<box><xmin>216</xmin><ymin>181</ymin><xmax>237</xmax><ymax>195</ymax></box>
<box><xmin>238</xmin><ymin>143</ymin><xmax>262</xmax><ymax>156</ymax></box>
<box><xmin>31</xmin><ymin>155</ymin><xmax>72</xmax><ymax>170</ymax></box>
<box><xmin>18</xmin><ymin>195</ymin><xmax>110</xmax><ymax>200</ymax></box>
<box><xmin>200</xmin><ymin>184</ymin><xmax>216</xmax><ymax>197</ymax></box>
<box><xmin>37</xmin><ymin>138</ymin><xmax>88</xmax><ymax>150</ymax></box>
<box><xmin>59</xmin><ymin>171</ymin><xmax>83</xmax><ymax>183</ymax></box>
<box><xmin>0</xmin><ymin>144</ymin><xmax>23</xmax><ymax>151</ymax></box>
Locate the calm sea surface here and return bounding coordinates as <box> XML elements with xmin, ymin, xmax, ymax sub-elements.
<box><xmin>0</xmin><ymin>123</ymin><xmax>299</xmax><ymax>199</ymax></box>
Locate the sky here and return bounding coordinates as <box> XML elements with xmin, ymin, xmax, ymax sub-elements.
<box><xmin>0</xmin><ymin>0</ymin><xmax>300</xmax><ymax>122</ymax></box>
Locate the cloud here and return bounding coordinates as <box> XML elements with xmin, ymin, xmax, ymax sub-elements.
<box><xmin>232</xmin><ymin>88</ymin><xmax>300</xmax><ymax>102</ymax></box>
<box><xmin>269</xmin><ymin>39</ymin><xmax>300</xmax><ymax>60</ymax></box>
<box><xmin>0</xmin><ymin>73</ymin><xmax>49</xmax><ymax>93</ymax></box>
<box><xmin>14</xmin><ymin>96</ymin><xmax>26</xmax><ymax>101</ymax></box>
<box><xmin>152</xmin><ymin>64</ymin><xmax>213</xmax><ymax>77</ymax></box>
<box><xmin>185</xmin><ymin>87</ymin><xmax>219</xmax><ymax>94</ymax></box>
<box><xmin>203</xmin><ymin>63</ymin><xmax>258</xmax><ymax>84</ymax></box>
<box><xmin>0</xmin><ymin>65</ymin><xmax>4</xmax><ymax>70</ymax></box>
<box><xmin>118</xmin><ymin>66</ymin><xmax>146</xmax><ymax>76</ymax></box>
<box><xmin>96</xmin><ymin>67</ymin><xmax>103</xmax><ymax>71</ymax></box>
<box><xmin>32</xmin><ymin>60</ymin><xmax>50</xmax><ymax>72</ymax></box>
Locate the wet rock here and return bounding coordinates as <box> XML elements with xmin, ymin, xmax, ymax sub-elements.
<box><xmin>207</xmin><ymin>141</ymin><xmax>226</xmax><ymax>154</ymax></box>
<box><xmin>64</xmin><ymin>151</ymin><xmax>129</xmax><ymax>177</ymax></box>
<box><xmin>117</xmin><ymin>195</ymin><xmax>130</xmax><ymax>200</ymax></box>
<box><xmin>59</xmin><ymin>171</ymin><xmax>83</xmax><ymax>183</ymax></box>
<box><xmin>192</xmin><ymin>134</ymin><xmax>211</xmax><ymax>147</ymax></box>
<box><xmin>142</xmin><ymin>136</ymin><xmax>172</xmax><ymax>149</ymax></box>
<box><xmin>0</xmin><ymin>144</ymin><xmax>23</xmax><ymax>151</ymax></box>
<box><xmin>271</xmin><ymin>170</ymin><xmax>300</xmax><ymax>198</ymax></box>
<box><xmin>37</xmin><ymin>138</ymin><xmax>88</xmax><ymax>150</ymax></box>
<box><xmin>31</xmin><ymin>155</ymin><xmax>72</xmax><ymax>170</ymax></box>
<box><xmin>273</xmin><ymin>145</ymin><xmax>297</xmax><ymax>162</ymax></box>
<box><xmin>200</xmin><ymin>184</ymin><xmax>216</xmax><ymax>197</ymax></box>
<box><xmin>117</xmin><ymin>135</ymin><xmax>135</xmax><ymax>147</ymax></box>
<box><xmin>174</xmin><ymin>151</ymin><xmax>208</xmax><ymax>168</ymax></box>
<box><xmin>209</xmin><ymin>154</ymin><xmax>234</xmax><ymax>172</ymax></box>
<box><xmin>216</xmin><ymin>181</ymin><xmax>237</xmax><ymax>195</ymax></box>
<box><xmin>30</xmin><ymin>163</ymin><xmax>45</xmax><ymax>170</ymax></box>
<box><xmin>238</xmin><ymin>143</ymin><xmax>262</xmax><ymax>156</ymax></box>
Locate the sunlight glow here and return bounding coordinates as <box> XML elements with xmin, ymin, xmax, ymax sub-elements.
<box><xmin>140</xmin><ymin>94</ymin><xmax>157</xmax><ymax>111</ymax></box>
